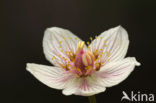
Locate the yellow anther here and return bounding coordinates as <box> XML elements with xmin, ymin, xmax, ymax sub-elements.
<box><xmin>69</xmin><ymin>51</ymin><xmax>72</xmax><ymax>55</ymax></box>
<box><xmin>60</xmin><ymin>49</ymin><xmax>63</xmax><ymax>52</ymax></box>
<box><xmin>100</xmin><ymin>54</ymin><xmax>103</xmax><ymax>58</ymax></box>
<box><xmin>95</xmin><ymin>50</ymin><xmax>98</xmax><ymax>53</ymax></box>
<box><xmin>69</xmin><ymin>37</ymin><xmax>72</xmax><ymax>39</ymax></box>
<box><xmin>65</xmin><ymin>51</ymin><xmax>68</xmax><ymax>54</ymax></box>
<box><xmin>100</xmin><ymin>49</ymin><xmax>103</xmax><ymax>51</ymax></box>
<box><xmin>88</xmin><ymin>46</ymin><xmax>90</xmax><ymax>49</ymax></box>
<box><xmin>85</xmin><ymin>66</ymin><xmax>92</xmax><ymax>70</ymax></box>
<box><xmin>85</xmin><ymin>67</ymin><xmax>88</xmax><ymax>70</ymax></box>
<box><xmin>75</xmin><ymin>37</ymin><xmax>78</xmax><ymax>40</ymax></box>
<box><xmin>51</xmin><ymin>56</ymin><xmax>56</xmax><ymax>60</ymax></box>
<box><xmin>104</xmin><ymin>44</ymin><xmax>107</xmax><ymax>47</ymax></box>
<box><xmin>90</xmin><ymin>37</ymin><xmax>93</xmax><ymax>41</ymax></box>
<box><xmin>77</xmin><ymin>68</ymin><xmax>81</xmax><ymax>72</ymax></box>
<box><xmin>78</xmin><ymin>41</ymin><xmax>85</xmax><ymax>49</ymax></box>
<box><xmin>104</xmin><ymin>40</ymin><xmax>107</xmax><ymax>43</ymax></box>
<box><xmin>106</xmin><ymin>51</ymin><xmax>111</xmax><ymax>57</ymax></box>
<box><xmin>95</xmin><ymin>63</ymin><xmax>99</xmax><ymax>66</ymax></box>
<box><xmin>96</xmin><ymin>58</ymin><xmax>99</xmax><ymax>61</ymax></box>
<box><xmin>63</xmin><ymin>37</ymin><xmax>66</xmax><ymax>40</ymax></box>
<box><xmin>87</xmin><ymin>66</ymin><xmax>92</xmax><ymax>69</ymax></box>
<box><xmin>95</xmin><ymin>36</ymin><xmax>98</xmax><ymax>39</ymax></box>
<box><xmin>59</xmin><ymin>54</ymin><xmax>61</xmax><ymax>57</ymax></box>
<box><xmin>63</xmin><ymin>57</ymin><xmax>67</xmax><ymax>61</ymax></box>
<box><xmin>107</xmin><ymin>53</ymin><xmax>111</xmax><ymax>57</ymax></box>
<box><xmin>68</xmin><ymin>61</ymin><xmax>70</xmax><ymax>64</ymax></box>
<box><xmin>67</xmin><ymin>64</ymin><xmax>71</xmax><ymax>67</ymax></box>
<box><xmin>59</xmin><ymin>41</ymin><xmax>62</xmax><ymax>44</ymax></box>
<box><xmin>59</xmin><ymin>46</ymin><xmax>62</xmax><ymax>48</ymax></box>
<box><xmin>87</xmin><ymin>41</ymin><xmax>90</xmax><ymax>45</ymax></box>
<box><xmin>106</xmin><ymin>51</ymin><xmax>109</xmax><ymax>54</ymax></box>
<box><xmin>100</xmin><ymin>37</ymin><xmax>103</xmax><ymax>39</ymax></box>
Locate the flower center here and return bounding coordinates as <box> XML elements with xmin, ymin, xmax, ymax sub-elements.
<box><xmin>73</xmin><ymin>41</ymin><xmax>95</xmax><ymax>76</ymax></box>
<box><xmin>54</xmin><ymin>40</ymin><xmax>109</xmax><ymax>77</ymax></box>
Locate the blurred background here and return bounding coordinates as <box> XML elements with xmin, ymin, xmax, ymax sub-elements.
<box><xmin>0</xmin><ymin>0</ymin><xmax>156</xmax><ymax>103</ymax></box>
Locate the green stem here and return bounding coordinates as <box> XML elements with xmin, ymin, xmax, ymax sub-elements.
<box><xmin>88</xmin><ymin>95</ymin><xmax>97</xmax><ymax>103</ymax></box>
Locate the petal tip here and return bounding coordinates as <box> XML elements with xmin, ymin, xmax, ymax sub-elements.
<box><xmin>26</xmin><ymin>63</ymin><xmax>35</xmax><ymax>72</ymax></box>
<box><xmin>131</xmin><ymin>57</ymin><xmax>141</xmax><ymax>66</ymax></box>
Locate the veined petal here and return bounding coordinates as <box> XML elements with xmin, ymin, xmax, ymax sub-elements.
<box><xmin>26</xmin><ymin>63</ymin><xmax>73</xmax><ymax>89</ymax></box>
<box><xmin>96</xmin><ymin>57</ymin><xmax>141</xmax><ymax>87</ymax></box>
<box><xmin>43</xmin><ymin>27</ymin><xmax>84</xmax><ymax>66</ymax></box>
<box><xmin>62</xmin><ymin>74</ymin><xmax>106</xmax><ymax>96</ymax></box>
<box><xmin>89</xmin><ymin>26</ymin><xmax>129</xmax><ymax>64</ymax></box>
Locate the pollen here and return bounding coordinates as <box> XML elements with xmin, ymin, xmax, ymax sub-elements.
<box><xmin>59</xmin><ymin>41</ymin><xmax>62</xmax><ymax>44</ymax></box>
<box><xmin>95</xmin><ymin>36</ymin><xmax>98</xmax><ymax>39</ymax></box>
<box><xmin>78</xmin><ymin>41</ymin><xmax>85</xmax><ymax>49</ymax></box>
<box><xmin>59</xmin><ymin>54</ymin><xmax>61</xmax><ymax>57</ymax></box>
<box><xmin>90</xmin><ymin>37</ymin><xmax>93</xmax><ymax>41</ymax></box>
<box><xmin>104</xmin><ymin>40</ymin><xmax>107</xmax><ymax>43</ymax></box>
<box><xmin>51</xmin><ymin>56</ymin><xmax>56</xmax><ymax>60</ymax></box>
<box><xmin>87</xmin><ymin>41</ymin><xmax>90</xmax><ymax>45</ymax></box>
<box><xmin>75</xmin><ymin>37</ymin><xmax>78</xmax><ymax>40</ymax></box>
<box><xmin>60</xmin><ymin>49</ymin><xmax>63</xmax><ymax>52</ymax></box>
<box><xmin>63</xmin><ymin>37</ymin><xmax>66</xmax><ymax>40</ymax></box>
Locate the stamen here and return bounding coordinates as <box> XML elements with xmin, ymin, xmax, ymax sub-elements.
<box><xmin>59</xmin><ymin>41</ymin><xmax>62</xmax><ymax>44</ymax></box>
<box><xmin>77</xmin><ymin>41</ymin><xmax>85</xmax><ymax>49</ymax></box>
<box><xmin>90</xmin><ymin>37</ymin><xmax>93</xmax><ymax>41</ymax></box>
<box><xmin>87</xmin><ymin>41</ymin><xmax>90</xmax><ymax>45</ymax></box>
<box><xmin>51</xmin><ymin>56</ymin><xmax>56</xmax><ymax>60</ymax></box>
<box><xmin>75</xmin><ymin>37</ymin><xmax>78</xmax><ymax>40</ymax></box>
<box><xmin>95</xmin><ymin>36</ymin><xmax>98</xmax><ymax>39</ymax></box>
<box><xmin>60</xmin><ymin>49</ymin><xmax>63</xmax><ymax>52</ymax></box>
<box><xmin>63</xmin><ymin>37</ymin><xmax>66</xmax><ymax>40</ymax></box>
<box><xmin>104</xmin><ymin>40</ymin><xmax>107</xmax><ymax>43</ymax></box>
<box><xmin>59</xmin><ymin>54</ymin><xmax>61</xmax><ymax>57</ymax></box>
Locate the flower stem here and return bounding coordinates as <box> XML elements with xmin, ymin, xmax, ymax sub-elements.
<box><xmin>88</xmin><ymin>95</ymin><xmax>97</xmax><ymax>103</ymax></box>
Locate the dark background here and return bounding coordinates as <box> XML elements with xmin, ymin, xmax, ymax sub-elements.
<box><xmin>0</xmin><ymin>0</ymin><xmax>156</xmax><ymax>103</ymax></box>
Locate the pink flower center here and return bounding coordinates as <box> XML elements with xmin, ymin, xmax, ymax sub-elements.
<box><xmin>55</xmin><ymin>41</ymin><xmax>108</xmax><ymax>77</ymax></box>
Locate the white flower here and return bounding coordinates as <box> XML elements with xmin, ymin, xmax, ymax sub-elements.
<box><xmin>26</xmin><ymin>26</ymin><xmax>141</xmax><ymax>96</ymax></box>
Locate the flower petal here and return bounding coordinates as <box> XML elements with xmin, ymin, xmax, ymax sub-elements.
<box><xmin>26</xmin><ymin>63</ymin><xmax>73</xmax><ymax>89</ymax></box>
<box><xmin>43</xmin><ymin>27</ymin><xmax>85</xmax><ymax>66</ymax></box>
<box><xmin>62</xmin><ymin>75</ymin><xmax>106</xmax><ymax>96</ymax></box>
<box><xmin>89</xmin><ymin>26</ymin><xmax>129</xmax><ymax>64</ymax></box>
<box><xmin>96</xmin><ymin>57</ymin><xmax>141</xmax><ymax>87</ymax></box>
